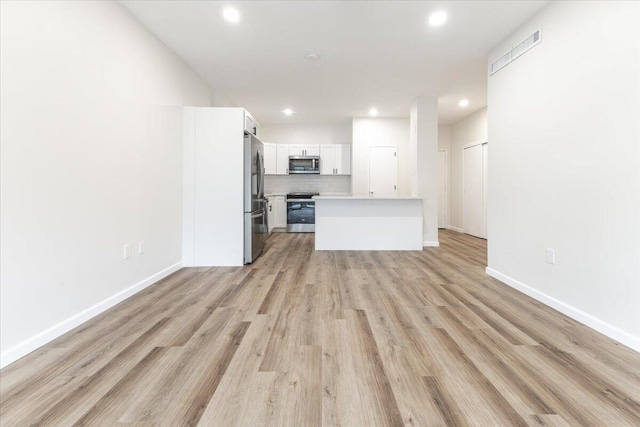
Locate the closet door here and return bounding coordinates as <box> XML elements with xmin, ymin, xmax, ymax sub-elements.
<box><xmin>463</xmin><ymin>143</ymin><xmax>487</xmax><ymax>238</ymax></box>
<box><xmin>437</xmin><ymin>150</ymin><xmax>448</xmax><ymax>228</ymax></box>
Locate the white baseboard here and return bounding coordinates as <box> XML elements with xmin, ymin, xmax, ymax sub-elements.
<box><xmin>485</xmin><ymin>267</ymin><xmax>640</xmax><ymax>353</ymax></box>
<box><xmin>447</xmin><ymin>226</ymin><xmax>463</xmax><ymax>233</ymax></box>
<box><xmin>0</xmin><ymin>261</ymin><xmax>183</xmax><ymax>369</ymax></box>
<box><xmin>423</xmin><ymin>241</ymin><xmax>440</xmax><ymax>247</ymax></box>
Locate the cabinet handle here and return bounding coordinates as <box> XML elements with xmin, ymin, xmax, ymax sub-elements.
<box><xmin>269</xmin><ymin>205</ymin><xmax>272</xmax><ymax>211</ymax></box>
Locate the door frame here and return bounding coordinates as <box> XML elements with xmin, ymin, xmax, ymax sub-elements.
<box><xmin>462</xmin><ymin>140</ymin><xmax>488</xmax><ymax>237</ymax></box>
<box><xmin>437</xmin><ymin>149</ymin><xmax>449</xmax><ymax>229</ymax></box>
<box><xmin>368</xmin><ymin>145</ymin><xmax>397</xmax><ymax>197</ymax></box>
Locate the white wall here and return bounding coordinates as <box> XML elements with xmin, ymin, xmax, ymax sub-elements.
<box><xmin>260</xmin><ymin>122</ymin><xmax>352</xmax><ymax>146</ymax></box>
<box><xmin>438</xmin><ymin>125</ymin><xmax>452</xmax><ymax>228</ymax></box>
<box><xmin>449</xmin><ymin>108</ymin><xmax>488</xmax><ymax>230</ymax></box>
<box><xmin>438</xmin><ymin>125</ymin><xmax>452</xmax><ymax>151</ymax></box>
<box><xmin>0</xmin><ymin>1</ymin><xmax>214</xmax><ymax>366</ymax></box>
<box><xmin>487</xmin><ymin>1</ymin><xmax>640</xmax><ymax>350</ymax></box>
<box><xmin>411</xmin><ymin>97</ymin><xmax>439</xmax><ymax>245</ymax></box>
<box><xmin>352</xmin><ymin>118</ymin><xmax>411</xmax><ymax>197</ymax></box>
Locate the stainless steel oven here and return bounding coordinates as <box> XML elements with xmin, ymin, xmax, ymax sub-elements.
<box><xmin>286</xmin><ymin>192</ymin><xmax>319</xmax><ymax>232</ymax></box>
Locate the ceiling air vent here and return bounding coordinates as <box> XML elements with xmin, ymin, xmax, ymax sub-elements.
<box><xmin>490</xmin><ymin>27</ymin><xmax>542</xmax><ymax>75</ymax></box>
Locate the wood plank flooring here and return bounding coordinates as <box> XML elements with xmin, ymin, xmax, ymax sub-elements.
<box><xmin>2</xmin><ymin>230</ymin><xmax>640</xmax><ymax>426</ymax></box>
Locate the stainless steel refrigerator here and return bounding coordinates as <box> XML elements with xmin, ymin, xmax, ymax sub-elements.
<box><xmin>244</xmin><ymin>133</ymin><xmax>268</xmax><ymax>264</ymax></box>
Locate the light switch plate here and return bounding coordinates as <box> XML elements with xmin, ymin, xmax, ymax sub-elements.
<box><xmin>546</xmin><ymin>248</ymin><xmax>555</xmax><ymax>265</ymax></box>
<box><xmin>124</xmin><ymin>244</ymin><xmax>131</xmax><ymax>260</ymax></box>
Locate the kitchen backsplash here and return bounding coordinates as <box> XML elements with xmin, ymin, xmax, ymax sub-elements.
<box><xmin>265</xmin><ymin>175</ymin><xmax>351</xmax><ymax>195</ymax></box>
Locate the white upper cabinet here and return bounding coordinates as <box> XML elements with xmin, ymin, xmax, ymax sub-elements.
<box><xmin>289</xmin><ymin>145</ymin><xmax>319</xmax><ymax>156</ymax></box>
<box><xmin>264</xmin><ymin>143</ymin><xmax>289</xmax><ymax>175</ymax></box>
<box><xmin>276</xmin><ymin>145</ymin><xmax>289</xmax><ymax>175</ymax></box>
<box><xmin>320</xmin><ymin>144</ymin><xmax>351</xmax><ymax>175</ymax></box>
<box><xmin>244</xmin><ymin>110</ymin><xmax>260</xmax><ymax>137</ymax></box>
<box><xmin>289</xmin><ymin>145</ymin><xmax>304</xmax><ymax>156</ymax></box>
<box><xmin>336</xmin><ymin>144</ymin><xmax>351</xmax><ymax>174</ymax></box>
<box><xmin>265</xmin><ymin>143</ymin><xmax>347</xmax><ymax>175</ymax></box>
<box><xmin>263</xmin><ymin>142</ymin><xmax>277</xmax><ymax>175</ymax></box>
<box><xmin>320</xmin><ymin>145</ymin><xmax>336</xmax><ymax>175</ymax></box>
<box><xmin>304</xmin><ymin>145</ymin><xmax>320</xmax><ymax>156</ymax></box>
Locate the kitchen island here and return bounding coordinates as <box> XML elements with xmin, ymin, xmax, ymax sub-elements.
<box><xmin>314</xmin><ymin>196</ymin><xmax>423</xmax><ymax>250</ymax></box>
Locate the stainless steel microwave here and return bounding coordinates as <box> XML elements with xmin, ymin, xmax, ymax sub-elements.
<box><xmin>289</xmin><ymin>156</ymin><xmax>320</xmax><ymax>174</ymax></box>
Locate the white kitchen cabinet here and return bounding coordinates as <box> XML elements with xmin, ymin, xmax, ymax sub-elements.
<box><xmin>244</xmin><ymin>111</ymin><xmax>260</xmax><ymax>138</ymax></box>
<box><xmin>320</xmin><ymin>144</ymin><xmax>351</xmax><ymax>175</ymax></box>
<box><xmin>263</xmin><ymin>142</ymin><xmax>277</xmax><ymax>175</ymax></box>
<box><xmin>320</xmin><ymin>145</ymin><xmax>336</xmax><ymax>175</ymax></box>
<box><xmin>335</xmin><ymin>144</ymin><xmax>351</xmax><ymax>174</ymax></box>
<box><xmin>305</xmin><ymin>145</ymin><xmax>320</xmax><ymax>156</ymax></box>
<box><xmin>289</xmin><ymin>145</ymin><xmax>304</xmax><ymax>156</ymax></box>
<box><xmin>267</xmin><ymin>197</ymin><xmax>275</xmax><ymax>232</ymax></box>
<box><xmin>276</xmin><ymin>144</ymin><xmax>289</xmax><ymax>175</ymax></box>
<box><xmin>274</xmin><ymin>196</ymin><xmax>287</xmax><ymax>228</ymax></box>
<box><xmin>289</xmin><ymin>144</ymin><xmax>319</xmax><ymax>156</ymax></box>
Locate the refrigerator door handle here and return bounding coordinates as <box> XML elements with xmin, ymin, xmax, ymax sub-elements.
<box><xmin>256</xmin><ymin>150</ymin><xmax>264</xmax><ymax>199</ymax></box>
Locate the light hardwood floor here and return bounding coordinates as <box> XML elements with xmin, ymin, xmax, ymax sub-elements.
<box><xmin>1</xmin><ymin>231</ymin><xmax>640</xmax><ymax>426</ymax></box>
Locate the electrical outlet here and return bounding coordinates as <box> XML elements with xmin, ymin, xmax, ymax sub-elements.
<box><xmin>124</xmin><ymin>244</ymin><xmax>131</xmax><ymax>260</ymax></box>
<box><xmin>138</xmin><ymin>241</ymin><xmax>145</xmax><ymax>255</ymax></box>
<box><xmin>546</xmin><ymin>248</ymin><xmax>556</xmax><ymax>265</ymax></box>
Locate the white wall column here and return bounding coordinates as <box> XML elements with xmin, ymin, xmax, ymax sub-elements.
<box><xmin>410</xmin><ymin>97</ymin><xmax>439</xmax><ymax>246</ymax></box>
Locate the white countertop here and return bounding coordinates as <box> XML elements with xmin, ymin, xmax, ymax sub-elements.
<box><xmin>314</xmin><ymin>195</ymin><xmax>422</xmax><ymax>200</ymax></box>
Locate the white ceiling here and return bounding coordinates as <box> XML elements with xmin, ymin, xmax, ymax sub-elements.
<box><xmin>120</xmin><ymin>1</ymin><xmax>548</xmax><ymax>125</ymax></box>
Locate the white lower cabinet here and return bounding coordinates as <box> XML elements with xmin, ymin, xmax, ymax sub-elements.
<box><xmin>267</xmin><ymin>197</ymin><xmax>275</xmax><ymax>232</ymax></box>
<box><xmin>274</xmin><ymin>196</ymin><xmax>287</xmax><ymax>228</ymax></box>
<box><xmin>267</xmin><ymin>195</ymin><xmax>287</xmax><ymax>231</ymax></box>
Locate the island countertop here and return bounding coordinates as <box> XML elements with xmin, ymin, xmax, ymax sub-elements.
<box><xmin>313</xmin><ymin>195</ymin><xmax>422</xmax><ymax>200</ymax></box>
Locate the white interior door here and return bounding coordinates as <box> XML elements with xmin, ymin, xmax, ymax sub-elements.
<box><xmin>483</xmin><ymin>143</ymin><xmax>488</xmax><ymax>237</ymax></box>
<box><xmin>438</xmin><ymin>150</ymin><xmax>448</xmax><ymax>228</ymax></box>
<box><xmin>368</xmin><ymin>146</ymin><xmax>397</xmax><ymax>197</ymax></box>
<box><xmin>463</xmin><ymin>143</ymin><xmax>486</xmax><ymax>238</ymax></box>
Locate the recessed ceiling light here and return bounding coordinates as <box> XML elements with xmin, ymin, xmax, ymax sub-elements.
<box><xmin>369</xmin><ymin>108</ymin><xmax>378</xmax><ymax>116</ymax></box>
<box><xmin>283</xmin><ymin>108</ymin><xmax>294</xmax><ymax>116</ymax></box>
<box><xmin>458</xmin><ymin>99</ymin><xmax>469</xmax><ymax>107</ymax></box>
<box><xmin>428</xmin><ymin>11</ymin><xmax>447</xmax><ymax>27</ymax></box>
<box><xmin>223</xmin><ymin>7</ymin><xmax>240</xmax><ymax>23</ymax></box>
<box><xmin>306</xmin><ymin>53</ymin><xmax>319</xmax><ymax>60</ymax></box>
